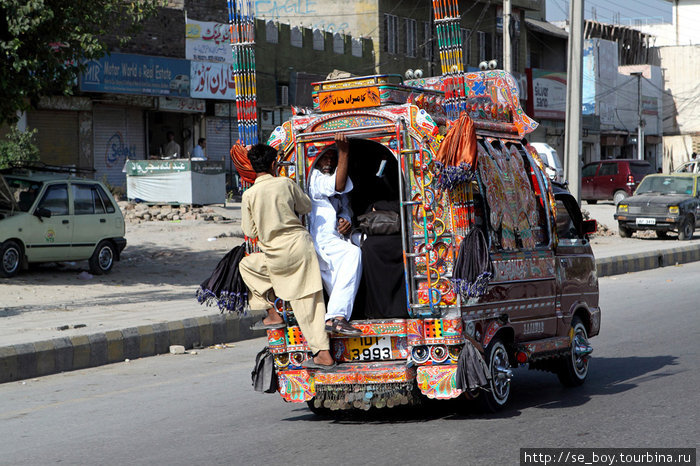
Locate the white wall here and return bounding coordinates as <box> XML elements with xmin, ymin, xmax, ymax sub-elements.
<box><xmin>657</xmin><ymin>45</ymin><xmax>700</xmax><ymax>134</ymax></box>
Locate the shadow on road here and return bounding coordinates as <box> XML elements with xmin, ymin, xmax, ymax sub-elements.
<box><xmin>281</xmin><ymin>355</ymin><xmax>678</xmax><ymax>424</ymax></box>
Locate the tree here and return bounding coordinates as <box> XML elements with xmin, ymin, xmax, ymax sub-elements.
<box><xmin>0</xmin><ymin>127</ymin><xmax>40</xmax><ymax>169</ymax></box>
<box><xmin>0</xmin><ymin>0</ymin><xmax>162</xmax><ymax>126</ymax></box>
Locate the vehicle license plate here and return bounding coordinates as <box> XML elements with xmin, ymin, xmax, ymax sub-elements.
<box><xmin>636</xmin><ymin>218</ymin><xmax>656</xmax><ymax>225</ymax></box>
<box><xmin>346</xmin><ymin>336</ymin><xmax>392</xmax><ymax>361</ymax></box>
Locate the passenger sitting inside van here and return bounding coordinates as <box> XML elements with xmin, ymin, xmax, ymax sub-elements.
<box><xmin>308</xmin><ymin>133</ymin><xmax>363</xmax><ymax>336</ymax></box>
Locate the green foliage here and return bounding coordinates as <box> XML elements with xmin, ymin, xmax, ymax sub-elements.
<box><xmin>0</xmin><ymin>127</ymin><xmax>40</xmax><ymax>169</ymax></box>
<box><xmin>0</xmin><ymin>0</ymin><xmax>163</xmax><ymax>125</ymax></box>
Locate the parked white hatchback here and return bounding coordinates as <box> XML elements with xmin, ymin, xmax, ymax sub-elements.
<box><xmin>0</xmin><ymin>171</ymin><xmax>126</xmax><ymax>277</ymax></box>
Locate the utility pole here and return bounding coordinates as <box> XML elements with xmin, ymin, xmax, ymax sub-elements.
<box><xmin>631</xmin><ymin>71</ymin><xmax>644</xmax><ymax>160</ymax></box>
<box><xmin>564</xmin><ymin>0</ymin><xmax>584</xmax><ymax>202</ymax></box>
<box><xmin>503</xmin><ymin>0</ymin><xmax>512</xmax><ymax>73</ymax></box>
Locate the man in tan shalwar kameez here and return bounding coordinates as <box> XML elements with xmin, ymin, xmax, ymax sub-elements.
<box><xmin>239</xmin><ymin>143</ymin><xmax>335</xmax><ymax>369</ymax></box>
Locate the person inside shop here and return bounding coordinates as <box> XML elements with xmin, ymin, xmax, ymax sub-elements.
<box><xmin>192</xmin><ymin>138</ymin><xmax>207</xmax><ymax>160</ymax></box>
<box><xmin>308</xmin><ymin>133</ymin><xmax>363</xmax><ymax>336</ymax></box>
<box><xmin>239</xmin><ymin>143</ymin><xmax>337</xmax><ymax>370</ymax></box>
<box><xmin>162</xmin><ymin>131</ymin><xmax>181</xmax><ymax>158</ymax></box>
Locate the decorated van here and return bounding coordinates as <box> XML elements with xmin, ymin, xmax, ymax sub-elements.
<box><xmin>253</xmin><ymin>70</ymin><xmax>600</xmax><ymax>413</ymax></box>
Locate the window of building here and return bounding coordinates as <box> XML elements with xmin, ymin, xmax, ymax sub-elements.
<box><xmin>495</xmin><ymin>34</ymin><xmax>503</xmax><ymax>68</ymax></box>
<box><xmin>333</xmin><ymin>32</ymin><xmax>344</xmax><ymax>54</ymax></box>
<box><xmin>512</xmin><ymin>37</ymin><xmax>519</xmax><ymax>71</ymax></box>
<box><xmin>266</xmin><ymin>20</ymin><xmax>278</xmax><ymax>44</ymax></box>
<box><xmin>405</xmin><ymin>18</ymin><xmax>417</xmax><ymax>57</ymax></box>
<box><xmin>477</xmin><ymin>31</ymin><xmax>491</xmax><ymax>62</ymax></box>
<box><xmin>384</xmin><ymin>14</ymin><xmax>398</xmax><ymax>54</ymax></box>
<box><xmin>290</xmin><ymin>26</ymin><xmax>303</xmax><ymax>48</ymax></box>
<box><xmin>352</xmin><ymin>37</ymin><xmax>362</xmax><ymax>57</ymax></box>
<box><xmin>461</xmin><ymin>28</ymin><xmax>472</xmax><ymax>67</ymax></box>
<box><xmin>313</xmin><ymin>28</ymin><xmax>324</xmax><ymax>51</ymax></box>
<box><xmin>423</xmin><ymin>21</ymin><xmax>433</xmax><ymax>61</ymax></box>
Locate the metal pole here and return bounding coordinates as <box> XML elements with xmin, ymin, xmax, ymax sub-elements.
<box><xmin>636</xmin><ymin>72</ymin><xmax>644</xmax><ymax>161</ymax></box>
<box><xmin>503</xmin><ymin>0</ymin><xmax>512</xmax><ymax>73</ymax></box>
<box><xmin>564</xmin><ymin>0</ymin><xmax>584</xmax><ymax>202</ymax></box>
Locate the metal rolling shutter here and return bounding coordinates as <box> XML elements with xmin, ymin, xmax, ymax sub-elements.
<box><xmin>206</xmin><ymin>116</ymin><xmax>238</xmax><ymax>172</ymax></box>
<box><xmin>93</xmin><ymin>106</ymin><xmax>145</xmax><ymax>188</ymax></box>
<box><xmin>26</xmin><ymin>110</ymin><xmax>80</xmax><ymax>167</ymax></box>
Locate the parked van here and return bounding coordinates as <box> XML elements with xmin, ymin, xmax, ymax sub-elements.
<box><xmin>581</xmin><ymin>159</ymin><xmax>655</xmax><ymax>204</ymax></box>
<box><xmin>252</xmin><ymin>72</ymin><xmax>600</xmax><ymax>413</ymax></box>
<box><xmin>529</xmin><ymin>142</ymin><xmax>564</xmax><ymax>183</ymax></box>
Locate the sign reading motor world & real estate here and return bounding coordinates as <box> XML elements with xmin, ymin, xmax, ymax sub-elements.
<box><xmin>80</xmin><ymin>53</ymin><xmax>191</xmax><ymax>96</ymax></box>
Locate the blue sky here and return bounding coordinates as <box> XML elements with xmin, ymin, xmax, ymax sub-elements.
<box><xmin>546</xmin><ymin>0</ymin><xmax>672</xmax><ymax>24</ymax></box>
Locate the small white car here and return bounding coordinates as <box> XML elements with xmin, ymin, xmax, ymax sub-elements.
<box><xmin>673</xmin><ymin>160</ymin><xmax>700</xmax><ymax>174</ymax></box>
<box><xmin>0</xmin><ymin>172</ymin><xmax>126</xmax><ymax>277</ymax></box>
<box><xmin>530</xmin><ymin>142</ymin><xmax>564</xmax><ymax>183</ymax></box>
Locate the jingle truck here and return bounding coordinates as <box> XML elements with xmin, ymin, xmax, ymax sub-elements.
<box><xmin>255</xmin><ymin>70</ymin><xmax>599</xmax><ymax>412</ymax></box>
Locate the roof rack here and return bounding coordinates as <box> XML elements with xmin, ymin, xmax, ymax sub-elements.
<box><xmin>1</xmin><ymin>162</ymin><xmax>96</xmax><ymax>176</ymax></box>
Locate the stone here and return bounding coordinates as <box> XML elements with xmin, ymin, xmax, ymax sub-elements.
<box><xmin>143</xmin><ymin>213</ymin><xmax>151</xmax><ymax>221</ymax></box>
<box><xmin>169</xmin><ymin>345</ymin><xmax>186</xmax><ymax>355</ymax></box>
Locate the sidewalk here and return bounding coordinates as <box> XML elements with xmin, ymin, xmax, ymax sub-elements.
<box><xmin>2</xmin><ymin>203</ymin><xmax>700</xmax><ymax>383</ymax></box>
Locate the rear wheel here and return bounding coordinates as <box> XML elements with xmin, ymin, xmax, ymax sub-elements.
<box><xmin>557</xmin><ymin>317</ymin><xmax>591</xmax><ymax>387</ymax></box>
<box><xmin>89</xmin><ymin>240</ymin><xmax>116</xmax><ymax>275</ymax></box>
<box><xmin>306</xmin><ymin>400</ymin><xmax>331</xmax><ymax>416</ymax></box>
<box><xmin>655</xmin><ymin>230</ymin><xmax>668</xmax><ymax>239</ymax></box>
<box><xmin>479</xmin><ymin>337</ymin><xmax>512</xmax><ymax>412</ymax></box>
<box><xmin>678</xmin><ymin>216</ymin><xmax>694</xmax><ymax>241</ymax></box>
<box><xmin>0</xmin><ymin>240</ymin><xmax>22</xmax><ymax>278</ymax></box>
<box><xmin>586</xmin><ymin>200</ymin><xmax>598</xmax><ymax>205</ymax></box>
<box><xmin>613</xmin><ymin>190</ymin><xmax>628</xmax><ymax>204</ymax></box>
<box><xmin>618</xmin><ymin>223</ymin><xmax>633</xmax><ymax>238</ymax></box>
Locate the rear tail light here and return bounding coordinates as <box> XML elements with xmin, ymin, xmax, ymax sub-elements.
<box><xmin>627</xmin><ymin>174</ymin><xmax>635</xmax><ymax>184</ymax></box>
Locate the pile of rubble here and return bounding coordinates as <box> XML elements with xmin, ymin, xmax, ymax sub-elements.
<box><xmin>117</xmin><ymin>202</ymin><xmax>230</xmax><ymax>223</ymax></box>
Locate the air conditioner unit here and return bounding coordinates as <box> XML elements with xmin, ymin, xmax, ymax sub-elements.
<box><xmin>280</xmin><ymin>85</ymin><xmax>289</xmax><ymax>106</ymax></box>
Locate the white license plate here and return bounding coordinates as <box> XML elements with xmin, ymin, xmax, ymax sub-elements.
<box><xmin>346</xmin><ymin>336</ymin><xmax>392</xmax><ymax>361</ymax></box>
<box><xmin>636</xmin><ymin>218</ymin><xmax>656</xmax><ymax>225</ymax></box>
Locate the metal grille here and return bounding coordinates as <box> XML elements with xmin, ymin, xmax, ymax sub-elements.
<box><xmin>629</xmin><ymin>206</ymin><xmax>667</xmax><ymax>215</ymax></box>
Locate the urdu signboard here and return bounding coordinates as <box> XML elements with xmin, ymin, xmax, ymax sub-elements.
<box><xmin>80</xmin><ymin>53</ymin><xmax>190</xmax><ymax>97</ymax></box>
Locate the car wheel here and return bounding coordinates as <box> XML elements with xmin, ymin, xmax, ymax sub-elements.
<box><xmin>618</xmin><ymin>223</ymin><xmax>633</xmax><ymax>238</ymax></box>
<box><xmin>613</xmin><ymin>190</ymin><xmax>628</xmax><ymax>204</ymax></box>
<box><xmin>89</xmin><ymin>240</ymin><xmax>116</xmax><ymax>275</ymax></box>
<box><xmin>586</xmin><ymin>200</ymin><xmax>598</xmax><ymax>205</ymax></box>
<box><xmin>678</xmin><ymin>215</ymin><xmax>694</xmax><ymax>241</ymax></box>
<box><xmin>656</xmin><ymin>230</ymin><xmax>668</xmax><ymax>239</ymax></box>
<box><xmin>0</xmin><ymin>240</ymin><xmax>22</xmax><ymax>278</ymax></box>
<box><xmin>306</xmin><ymin>400</ymin><xmax>332</xmax><ymax>416</ymax></box>
<box><xmin>557</xmin><ymin>317</ymin><xmax>591</xmax><ymax>387</ymax></box>
<box><xmin>478</xmin><ymin>337</ymin><xmax>512</xmax><ymax>412</ymax></box>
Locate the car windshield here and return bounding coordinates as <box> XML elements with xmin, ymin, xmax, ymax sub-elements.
<box><xmin>2</xmin><ymin>177</ymin><xmax>44</xmax><ymax>212</ymax></box>
<box><xmin>636</xmin><ymin>176</ymin><xmax>695</xmax><ymax>195</ymax></box>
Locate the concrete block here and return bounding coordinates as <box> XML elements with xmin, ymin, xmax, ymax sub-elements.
<box><xmin>224</xmin><ymin>313</ymin><xmax>241</xmax><ymax>342</ymax></box>
<box><xmin>88</xmin><ymin>333</ymin><xmax>108</xmax><ymax>367</ymax></box>
<box><xmin>167</xmin><ymin>321</ymin><xmax>185</xmax><ymax>346</ymax></box>
<box><xmin>53</xmin><ymin>337</ymin><xmax>74</xmax><ymax>372</ymax></box>
<box><xmin>0</xmin><ymin>346</ymin><xmax>18</xmax><ymax>383</ymax></box>
<box><xmin>14</xmin><ymin>343</ymin><xmax>38</xmax><ymax>381</ymax></box>
<box><xmin>169</xmin><ymin>345</ymin><xmax>186</xmax><ymax>354</ymax></box>
<box><xmin>151</xmin><ymin>323</ymin><xmax>171</xmax><ymax>354</ymax></box>
<box><xmin>34</xmin><ymin>340</ymin><xmax>56</xmax><ymax>376</ymax></box>
<box><xmin>181</xmin><ymin>318</ymin><xmax>200</xmax><ymax>348</ymax></box>
<box><xmin>121</xmin><ymin>327</ymin><xmax>140</xmax><ymax>360</ymax></box>
<box><xmin>196</xmin><ymin>316</ymin><xmax>214</xmax><ymax>347</ymax></box>
<box><xmin>137</xmin><ymin>325</ymin><xmax>156</xmax><ymax>357</ymax></box>
<box><xmin>210</xmin><ymin>314</ymin><xmax>227</xmax><ymax>344</ymax></box>
<box><xmin>70</xmin><ymin>335</ymin><xmax>91</xmax><ymax>369</ymax></box>
<box><xmin>105</xmin><ymin>330</ymin><xmax>124</xmax><ymax>363</ymax></box>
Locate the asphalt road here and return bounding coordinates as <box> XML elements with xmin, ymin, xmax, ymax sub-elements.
<box><xmin>1</xmin><ymin>263</ymin><xmax>699</xmax><ymax>466</ymax></box>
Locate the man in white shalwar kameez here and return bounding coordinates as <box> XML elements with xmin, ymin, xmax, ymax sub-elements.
<box><xmin>308</xmin><ymin>133</ymin><xmax>363</xmax><ymax>336</ymax></box>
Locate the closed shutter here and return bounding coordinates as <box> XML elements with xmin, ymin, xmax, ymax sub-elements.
<box><xmin>27</xmin><ymin>110</ymin><xmax>79</xmax><ymax>166</ymax></box>
<box><xmin>206</xmin><ymin>116</ymin><xmax>238</xmax><ymax>172</ymax></box>
<box><xmin>93</xmin><ymin>105</ymin><xmax>145</xmax><ymax>188</ymax></box>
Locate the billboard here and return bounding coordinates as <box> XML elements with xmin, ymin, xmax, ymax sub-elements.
<box><xmin>185</xmin><ymin>19</ymin><xmax>233</xmax><ymax>63</ymax></box>
<box><xmin>526</xmin><ymin>69</ymin><xmax>566</xmax><ymax>120</ymax></box>
<box><xmin>80</xmin><ymin>53</ymin><xmax>190</xmax><ymax>97</ymax></box>
<box><xmin>190</xmin><ymin>62</ymin><xmax>236</xmax><ymax>100</ymax></box>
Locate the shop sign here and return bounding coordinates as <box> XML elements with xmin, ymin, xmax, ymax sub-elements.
<box><xmin>125</xmin><ymin>160</ymin><xmax>224</xmax><ymax>175</ymax></box>
<box><xmin>158</xmin><ymin>97</ymin><xmax>206</xmax><ymax>113</ymax></box>
<box><xmin>80</xmin><ymin>53</ymin><xmax>190</xmax><ymax>97</ymax></box>
<box><xmin>527</xmin><ymin>69</ymin><xmax>566</xmax><ymax>120</ymax></box>
<box><xmin>642</xmin><ymin>96</ymin><xmax>658</xmax><ymax>116</ymax></box>
<box><xmin>186</xmin><ymin>19</ymin><xmax>233</xmax><ymax>63</ymax></box>
<box><xmin>190</xmin><ymin>62</ymin><xmax>236</xmax><ymax>100</ymax></box>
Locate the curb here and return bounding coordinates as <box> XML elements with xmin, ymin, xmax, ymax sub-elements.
<box><xmin>596</xmin><ymin>243</ymin><xmax>700</xmax><ymax>277</ymax></box>
<box><xmin>3</xmin><ymin>244</ymin><xmax>700</xmax><ymax>384</ymax></box>
<box><xmin>0</xmin><ymin>312</ymin><xmax>265</xmax><ymax>384</ymax></box>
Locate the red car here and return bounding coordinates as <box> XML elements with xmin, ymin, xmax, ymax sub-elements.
<box><xmin>581</xmin><ymin>159</ymin><xmax>655</xmax><ymax>204</ymax></box>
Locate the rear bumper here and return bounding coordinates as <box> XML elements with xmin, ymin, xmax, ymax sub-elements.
<box><xmin>112</xmin><ymin>237</ymin><xmax>127</xmax><ymax>259</ymax></box>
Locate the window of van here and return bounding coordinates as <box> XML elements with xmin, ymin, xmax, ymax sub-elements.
<box><xmin>581</xmin><ymin>164</ymin><xmax>598</xmax><ymax>177</ymax></box>
<box><xmin>598</xmin><ymin>163</ymin><xmax>618</xmax><ymax>176</ymax></box>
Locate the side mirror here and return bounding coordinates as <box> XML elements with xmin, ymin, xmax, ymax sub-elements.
<box><xmin>581</xmin><ymin>219</ymin><xmax>597</xmax><ymax>235</ymax></box>
<box><xmin>35</xmin><ymin>207</ymin><xmax>52</xmax><ymax>219</ymax></box>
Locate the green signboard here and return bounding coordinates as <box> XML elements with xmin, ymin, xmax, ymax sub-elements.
<box><xmin>125</xmin><ymin>160</ymin><xmax>225</xmax><ymax>176</ymax></box>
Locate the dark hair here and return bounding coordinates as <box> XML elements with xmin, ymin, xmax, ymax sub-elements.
<box><xmin>198</xmin><ymin>138</ymin><xmax>206</xmax><ymax>145</ymax></box>
<box><xmin>167</xmin><ymin>131</ymin><xmax>175</xmax><ymax>138</ymax></box>
<box><xmin>247</xmin><ymin>144</ymin><xmax>278</xmax><ymax>173</ymax></box>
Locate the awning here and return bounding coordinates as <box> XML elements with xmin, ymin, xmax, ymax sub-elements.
<box><xmin>525</xmin><ymin>18</ymin><xmax>569</xmax><ymax>39</ymax></box>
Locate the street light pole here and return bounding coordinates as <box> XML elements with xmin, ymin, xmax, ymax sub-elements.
<box><xmin>631</xmin><ymin>71</ymin><xmax>644</xmax><ymax>161</ymax></box>
<box><xmin>564</xmin><ymin>0</ymin><xmax>584</xmax><ymax>202</ymax></box>
<box><xmin>503</xmin><ymin>0</ymin><xmax>512</xmax><ymax>73</ymax></box>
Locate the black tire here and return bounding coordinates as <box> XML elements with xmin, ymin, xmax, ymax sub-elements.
<box><xmin>655</xmin><ymin>230</ymin><xmax>668</xmax><ymax>239</ymax></box>
<box><xmin>678</xmin><ymin>215</ymin><xmax>694</xmax><ymax>241</ymax></box>
<box><xmin>478</xmin><ymin>337</ymin><xmax>512</xmax><ymax>412</ymax></box>
<box><xmin>586</xmin><ymin>200</ymin><xmax>598</xmax><ymax>205</ymax></box>
<box><xmin>0</xmin><ymin>240</ymin><xmax>22</xmax><ymax>278</ymax></box>
<box><xmin>89</xmin><ymin>240</ymin><xmax>116</xmax><ymax>275</ymax></box>
<box><xmin>557</xmin><ymin>317</ymin><xmax>591</xmax><ymax>387</ymax></box>
<box><xmin>618</xmin><ymin>223</ymin><xmax>633</xmax><ymax>238</ymax></box>
<box><xmin>306</xmin><ymin>400</ymin><xmax>331</xmax><ymax>416</ymax></box>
